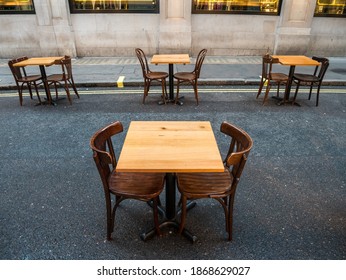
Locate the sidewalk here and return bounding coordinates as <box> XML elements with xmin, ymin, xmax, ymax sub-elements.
<box><xmin>1</xmin><ymin>56</ymin><xmax>346</xmax><ymax>89</ymax></box>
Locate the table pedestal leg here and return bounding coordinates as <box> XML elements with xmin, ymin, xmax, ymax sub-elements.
<box><xmin>140</xmin><ymin>173</ymin><xmax>197</xmax><ymax>242</ymax></box>
<box><xmin>272</xmin><ymin>65</ymin><xmax>300</xmax><ymax>106</ymax></box>
<box><xmin>158</xmin><ymin>64</ymin><xmax>184</xmax><ymax>105</ymax></box>
<box><xmin>38</xmin><ymin>65</ymin><xmax>54</xmax><ymax>105</ymax></box>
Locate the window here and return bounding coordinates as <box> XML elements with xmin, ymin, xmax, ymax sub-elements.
<box><xmin>69</xmin><ymin>0</ymin><xmax>159</xmax><ymax>13</ymax></box>
<box><xmin>314</xmin><ymin>0</ymin><xmax>346</xmax><ymax>17</ymax></box>
<box><xmin>192</xmin><ymin>0</ymin><xmax>282</xmax><ymax>15</ymax></box>
<box><xmin>0</xmin><ymin>0</ymin><xmax>35</xmax><ymax>14</ymax></box>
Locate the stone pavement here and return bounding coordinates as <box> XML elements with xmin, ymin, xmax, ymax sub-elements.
<box><xmin>0</xmin><ymin>56</ymin><xmax>346</xmax><ymax>89</ymax></box>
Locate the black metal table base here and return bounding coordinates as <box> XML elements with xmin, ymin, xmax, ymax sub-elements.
<box><xmin>272</xmin><ymin>96</ymin><xmax>300</xmax><ymax>106</ymax></box>
<box><xmin>158</xmin><ymin>96</ymin><xmax>184</xmax><ymax>106</ymax></box>
<box><xmin>140</xmin><ymin>220</ymin><xmax>197</xmax><ymax>243</ymax></box>
<box><xmin>141</xmin><ymin>201</ymin><xmax>197</xmax><ymax>243</ymax></box>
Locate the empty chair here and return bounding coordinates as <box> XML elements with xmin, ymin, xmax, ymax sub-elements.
<box><xmin>292</xmin><ymin>56</ymin><xmax>329</xmax><ymax>106</ymax></box>
<box><xmin>8</xmin><ymin>57</ymin><xmax>42</xmax><ymax>106</ymax></box>
<box><xmin>174</xmin><ymin>49</ymin><xmax>207</xmax><ymax>105</ymax></box>
<box><xmin>135</xmin><ymin>48</ymin><xmax>168</xmax><ymax>104</ymax></box>
<box><xmin>46</xmin><ymin>55</ymin><xmax>79</xmax><ymax>105</ymax></box>
<box><xmin>177</xmin><ymin>121</ymin><xmax>253</xmax><ymax>241</ymax></box>
<box><xmin>256</xmin><ymin>54</ymin><xmax>288</xmax><ymax>105</ymax></box>
<box><xmin>90</xmin><ymin>121</ymin><xmax>165</xmax><ymax>240</ymax></box>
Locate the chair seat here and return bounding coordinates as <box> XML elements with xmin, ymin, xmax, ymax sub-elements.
<box><xmin>109</xmin><ymin>172</ymin><xmax>165</xmax><ymax>199</ymax></box>
<box><xmin>47</xmin><ymin>74</ymin><xmax>64</xmax><ymax>82</ymax></box>
<box><xmin>271</xmin><ymin>72</ymin><xmax>288</xmax><ymax>82</ymax></box>
<box><xmin>174</xmin><ymin>72</ymin><xmax>196</xmax><ymax>81</ymax></box>
<box><xmin>293</xmin><ymin>73</ymin><xmax>320</xmax><ymax>82</ymax></box>
<box><xmin>19</xmin><ymin>75</ymin><xmax>42</xmax><ymax>82</ymax></box>
<box><xmin>177</xmin><ymin>169</ymin><xmax>234</xmax><ymax>198</ymax></box>
<box><xmin>147</xmin><ymin>72</ymin><xmax>168</xmax><ymax>80</ymax></box>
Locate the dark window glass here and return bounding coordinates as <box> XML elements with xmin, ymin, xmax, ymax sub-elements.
<box><xmin>314</xmin><ymin>0</ymin><xmax>346</xmax><ymax>17</ymax></box>
<box><xmin>0</xmin><ymin>0</ymin><xmax>35</xmax><ymax>14</ymax></box>
<box><xmin>192</xmin><ymin>0</ymin><xmax>282</xmax><ymax>15</ymax></box>
<box><xmin>69</xmin><ymin>0</ymin><xmax>159</xmax><ymax>13</ymax></box>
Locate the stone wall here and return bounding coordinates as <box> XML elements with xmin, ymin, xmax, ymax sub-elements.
<box><xmin>0</xmin><ymin>0</ymin><xmax>345</xmax><ymax>58</ymax></box>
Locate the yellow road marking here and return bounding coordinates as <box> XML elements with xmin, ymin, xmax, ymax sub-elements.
<box><xmin>1</xmin><ymin>88</ymin><xmax>345</xmax><ymax>98</ymax></box>
<box><xmin>117</xmin><ymin>76</ymin><xmax>125</xmax><ymax>88</ymax></box>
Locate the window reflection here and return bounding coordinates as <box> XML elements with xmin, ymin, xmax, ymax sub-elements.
<box><xmin>193</xmin><ymin>0</ymin><xmax>281</xmax><ymax>14</ymax></box>
<box><xmin>70</xmin><ymin>0</ymin><xmax>158</xmax><ymax>13</ymax></box>
<box><xmin>0</xmin><ymin>0</ymin><xmax>35</xmax><ymax>12</ymax></box>
<box><xmin>314</xmin><ymin>0</ymin><xmax>346</xmax><ymax>16</ymax></box>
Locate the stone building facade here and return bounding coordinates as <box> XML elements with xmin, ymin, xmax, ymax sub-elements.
<box><xmin>0</xmin><ymin>0</ymin><xmax>345</xmax><ymax>58</ymax></box>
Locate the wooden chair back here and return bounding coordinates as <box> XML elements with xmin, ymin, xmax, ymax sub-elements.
<box><xmin>8</xmin><ymin>57</ymin><xmax>29</xmax><ymax>81</ymax></box>
<box><xmin>221</xmin><ymin>121</ymin><xmax>253</xmax><ymax>190</ymax></box>
<box><xmin>312</xmin><ymin>56</ymin><xmax>329</xmax><ymax>81</ymax></box>
<box><xmin>194</xmin><ymin>49</ymin><xmax>207</xmax><ymax>78</ymax></box>
<box><xmin>135</xmin><ymin>48</ymin><xmax>150</xmax><ymax>77</ymax></box>
<box><xmin>90</xmin><ymin>121</ymin><xmax>123</xmax><ymax>193</ymax></box>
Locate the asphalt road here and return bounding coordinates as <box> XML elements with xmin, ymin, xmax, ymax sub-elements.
<box><xmin>0</xmin><ymin>85</ymin><xmax>345</xmax><ymax>260</ymax></box>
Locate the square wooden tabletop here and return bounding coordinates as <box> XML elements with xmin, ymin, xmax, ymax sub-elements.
<box><xmin>151</xmin><ymin>54</ymin><xmax>190</xmax><ymax>65</ymax></box>
<box><xmin>13</xmin><ymin>56</ymin><xmax>64</xmax><ymax>67</ymax></box>
<box><xmin>272</xmin><ymin>55</ymin><xmax>320</xmax><ymax>66</ymax></box>
<box><xmin>116</xmin><ymin>121</ymin><xmax>224</xmax><ymax>173</ymax></box>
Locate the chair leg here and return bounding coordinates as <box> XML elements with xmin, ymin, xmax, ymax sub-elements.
<box><xmin>106</xmin><ymin>195</ymin><xmax>114</xmax><ymax>240</ymax></box>
<box><xmin>28</xmin><ymin>83</ymin><xmax>33</xmax><ymax>99</ymax></box>
<box><xmin>69</xmin><ymin>78</ymin><xmax>79</xmax><ymax>98</ymax></box>
<box><xmin>175</xmin><ymin>81</ymin><xmax>180</xmax><ymax>104</ymax></box>
<box><xmin>152</xmin><ymin>198</ymin><xmax>162</xmax><ymax>236</ymax></box>
<box><xmin>262</xmin><ymin>82</ymin><xmax>271</xmax><ymax>105</ymax></box>
<box><xmin>227</xmin><ymin>195</ymin><xmax>235</xmax><ymax>241</ymax></box>
<box><xmin>33</xmin><ymin>82</ymin><xmax>42</xmax><ymax>104</ymax></box>
<box><xmin>18</xmin><ymin>84</ymin><xmax>24</xmax><ymax>106</ymax></box>
<box><xmin>308</xmin><ymin>83</ymin><xmax>313</xmax><ymax>100</ymax></box>
<box><xmin>53</xmin><ymin>82</ymin><xmax>59</xmax><ymax>100</ymax></box>
<box><xmin>143</xmin><ymin>80</ymin><xmax>149</xmax><ymax>104</ymax></box>
<box><xmin>316</xmin><ymin>85</ymin><xmax>321</xmax><ymax>107</ymax></box>
<box><xmin>107</xmin><ymin>196</ymin><xmax>124</xmax><ymax>240</ymax></box>
<box><xmin>193</xmin><ymin>81</ymin><xmax>199</xmax><ymax>106</ymax></box>
<box><xmin>276</xmin><ymin>82</ymin><xmax>281</xmax><ymax>97</ymax></box>
<box><xmin>64</xmin><ymin>81</ymin><xmax>72</xmax><ymax>105</ymax></box>
<box><xmin>256</xmin><ymin>80</ymin><xmax>264</xmax><ymax>99</ymax></box>
<box><xmin>163</xmin><ymin>79</ymin><xmax>168</xmax><ymax>101</ymax></box>
<box><xmin>178</xmin><ymin>195</ymin><xmax>187</xmax><ymax>234</ymax></box>
<box><xmin>215</xmin><ymin>197</ymin><xmax>229</xmax><ymax>232</ymax></box>
<box><xmin>292</xmin><ymin>82</ymin><xmax>300</xmax><ymax>105</ymax></box>
<box><xmin>160</xmin><ymin>79</ymin><xmax>166</xmax><ymax>104</ymax></box>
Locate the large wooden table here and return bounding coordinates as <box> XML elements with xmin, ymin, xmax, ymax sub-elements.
<box><xmin>116</xmin><ymin>121</ymin><xmax>224</xmax><ymax>240</ymax></box>
<box><xmin>13</xmin><ymin>57</ymin><xmax>64</xmax><ymax>105</ymax></box>
<box><xmin>272</xmin><ymin>55</ymin><xmax>320</xmax><ymax>105</ymax></box>
<box><xmin>151</xmin><ymin>54</ymin><xmax>190</xmax><ymax>105</ymax></box>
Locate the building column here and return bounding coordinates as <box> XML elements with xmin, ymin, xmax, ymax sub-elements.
<box><xmin>158</xmin><ymin>0</ymin><xmax>192</xmax><ymax>54</ymax></box>
<box><xmin>34</xmin><ymin>0</ymin><xmax>76</xmax><ymax>56</ymax></box>
<box><xmin>274</xmin><ymin>0</ymin><xmax>316</xmax><ymax>55</ymax></box>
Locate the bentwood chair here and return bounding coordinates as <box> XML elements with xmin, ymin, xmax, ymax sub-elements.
<box><xmin>292</xmin><ymin>57</ymin><xmax>329</xmax><ymax>106</ymax></box>
<box><xmin>135</xmin><ymin>48</ymin><xmax>168</xmax><ymax>104</ymax></box>
<box><xmin>46</xmin><ymin>55</ymin><xmax>79</xmax><ymax>104</ymax></box>
<box><xmin>90</xmin><ymin>121</ymin><xmax>165</xmax><ymax>240</ymax></box>
<box><xmin>177</xmin><ymin>121</ymin><xmax>253</xmax><ymax>241</ymax></box>
<box><xmin>256</xmin><ymin>54</ymin><xmax>288</xmax><ymax>105</ymax></box>
<box><xmin>8</xmin><ymin>57</ymin><xmax>42</xmax><ymax>106</ymax></box>
<box><xmin>174</xmin><ymin>49</ymin><xmax>207</xmax><ymax>105</ymax></box>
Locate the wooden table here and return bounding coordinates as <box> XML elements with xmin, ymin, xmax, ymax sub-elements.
<box><xmin>116</xmin><ymin>121</ymin><xmax>224</xmax><ymax>241</ymax></box>
<box><xmin>151</xmin><ymin>54</ymin><xmax>190</xmax><ymax>105</ymax></box>
<box><xmin>13</xmin><ymin>57</ymin><xmax>64</xmax><ymax>105</ymax></box>
<box><xmin>272</xmin><ymin>55</ymin><xmax>320</xmax><ymax>105</ymax></box>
